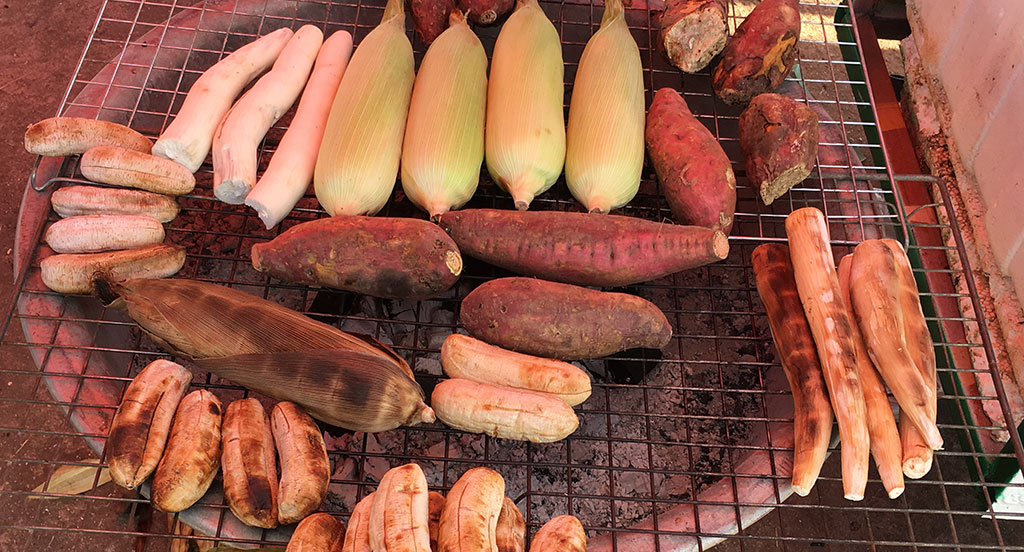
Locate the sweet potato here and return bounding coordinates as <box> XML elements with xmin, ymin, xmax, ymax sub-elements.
<box><xmin>739</xmin><ymin>93</ymin><xmax>819</xmax><ymax>205</ymax></box>
<box><xmin>751</xmin><ymin>243</ymin><xmax>831</xmax><ymax>497</ymax></box>
<box><xmin>712</xmin><ymin>0</ymin><xmax>800</xmax><ymax>106</ymax></box>
<box><xmin>646</xmin><ymin>88</ymin><xmax>736</xmax><ymax>233</ymax></box>
<box><xmin>437</xmin><ymin>209</ymin><xmax>728</xmax><ymax>287</ymax></box>
<box><xmin>460</xmin><ymin>277</ymin><xmax>672</xmax><ymax>360</ymax></box>
<box><xmin>411</xmin><ymin>0</ymin><xmax>456</xmax><ymax>44</ymax></box>
<box><xmin>251</xmin><ymin>215</ymin><xmax>463</xmax><ymax>300</ymax></box>
<box><xmin>459</xmin><ymin>0</ymin><xmax>513</xmax><ymax>24</ymax></box>
<box><xmin>658</xmin><ymin>0</ymin><xmax>728</xmax><ymax>73</ymax></box>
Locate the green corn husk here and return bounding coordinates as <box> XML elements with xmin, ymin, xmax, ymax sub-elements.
<box><xmin>564</xmin><ymin>0</ymin><xmax>645</xmax><ymax>214</ymax></box>
<box><xmin>314</xmin><ymin>0</ymin><xmax>415</xmax><ymax>216</ymax></box>
<box><xmin>97</xmin><ymin>278</ymin><xmax>433</xmax><ymax>431</ymax></box>
<box><xmin>400</xmin><ymin>11</ymin><xmax>487</xmax><ymax>220</ymax></box>
<box><xmin>485</xmin><ymin>0</ymin><xmax>565</xmax><ymax>210</ymax></box>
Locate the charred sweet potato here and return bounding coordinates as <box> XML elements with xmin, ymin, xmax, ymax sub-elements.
<box><xmin>646</xmin><ymin>87</ymin><xmax>736</xmax><ymax>233</ymax></box>
<box><xmin>251</xmin><ymin>215</ymin><xmax>463</xmax><ymax>300</ymax></box>
<box><xmin>738</xmin><ymin>93</ymin><xmax>819</xmax><ymax>205</ymax></box>
<box><xmin>712</xmin><ymin>0</ymin><xmax>801</xmax><ymax>106</ymax></box>
<box><xmin>658</xmin><ymin>0</ymin><xmax>728</xmax><ymax>73</ymax></box>
<box><xmin>459</xmin><ymin>0</ymin><xmax>513</xmax><ymax>24</ymax></box>
<box><xmin>460</xmin><ymin>277</ymin><xmax>672</xmax><ymax>360</ymax></box>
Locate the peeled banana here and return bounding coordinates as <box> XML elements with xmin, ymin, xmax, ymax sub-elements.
<box><xmin>529</xmin><ymin>515</ymin><xmax>586</xmax><ymax>552</ymax></box>
<box><xmin>222</xmin><ymin>398</ymin><xmax>279</xmax><ymax>528</ymax></box>
<box><xmin>107</xmin><ymin>359</ymin><xmax>192</xmax><ymax>490</ymax></box>
<box><xmin>438</xmin><ymin>467</ymin><xmax>505</xmax><ymax>552</ymax></box>
<box><xmin>495</xmin><ymin>498</ymin><xmax>525</xmax><ymax>552</ymax></box>
<box><xmin>287</xmin><ymin>512</ymin><xmax>347</xmax><ymax>552</ymax></box>
<box><xmin>343</xmin><ymin>492</ymin><xmax>376</xmax><ymax>552</ymax></box>
<box><xmin>272</xmin><ymin>401</ymin><xmax>331</xmax><ymax>525</ymax></box>
<box><xmin>428</xmin><ymin>491</ymin><xmax>445</xmax><ymax>552</ymax></box>
<box><xmin>369</xmin><ymin>463</ymin><xmax>431</xmax><ymax>552</ymax></box>
<box><xmin>151</xmin><ymin>390</ymin><xmax>223</xmax><ymax>512</ymax></box>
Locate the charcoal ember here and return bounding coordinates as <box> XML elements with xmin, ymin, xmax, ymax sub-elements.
<box><xmin>603</xmin><ymin>348</ymin><xmax>664</xmax><ymax>384</ymax></box>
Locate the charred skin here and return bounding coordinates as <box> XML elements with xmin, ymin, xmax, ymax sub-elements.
<box><xmin>272</xmin><ymin>402</ymin><xmax>331</xmax><ymax>525</ymax></box>
<box><xmin>151</xmin><ymin>390</ymin><xmax>223</xmax><ymax>513</ymax></box>
<box><xmin>251</xmin><ymin>215</ymin><xmax>463</xmax><ymax>300</ymax></box>
<box><xmin>738</xmin><ymin>93</ymin><xmax>819</xmax><ymax>205</ymax></box>
<box><xmin>712</xmin><ymin>0</ymin><xmax>801</xmax><ymax>106</ymax></box>
<box><xmin>437</xmin><ymin>209</ymin><xmax>728</xmax><ymax>288</ymax></box>
<box><xmin>222</xmin><ymin>398</ymin><xmax>279</xmax><ymax>528</ymax></box>
<box><xmin>107</xmin><ymin>359</ymin><xmax>192</xmax><ymax>490</ymax></box>
<box><xmin>750</xmin><ymin>244</ymin><xmax>831</xmax><ymax>497</ymax></box>
<box><xmin>646</xmin><ymin>87</ymin><xmax>736</xmax><ymax>233</ymax></box>
<box><xmin>460</xmin><ymin>277</ymin><xmax>672</xmax><ymax>360</ymax></box>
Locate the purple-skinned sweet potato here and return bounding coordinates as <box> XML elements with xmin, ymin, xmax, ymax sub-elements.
<box><xmin>460</xmin><ymin>277</ymin><xmax>672</xmax><ymax>360</ymax></box>
<box><xmin>712</xmin><ymin>0</ymin><xmax>801</xmax><ymax>106</ymax></box>
<box><xmin>646</xmin><ymin>87</ymin><xmax>736</xmax><ymax>233</ymax></box>
<box><xmin>410</xmin><ymin>0</ymin><xmax>457</xmax><ymax>44</ymax></box>
<box><xmin>251</xmin><ymin>215</ymin><xmax>463</xmax><ymax>300</ymax></box>
<box><xmin>436</xmin><ymin>209</ymin><xmax>728</xmax><ymax>287</ymax></box>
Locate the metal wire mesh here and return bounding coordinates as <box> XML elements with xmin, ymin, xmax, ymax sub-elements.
<box><xmin>2</xmin><ymin>0</ymin><xmax>1024</xmax><ymax>550</ymax></box>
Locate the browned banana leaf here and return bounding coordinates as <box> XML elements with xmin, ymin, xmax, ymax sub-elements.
<box><xmin>99</xmin><ymin>278</ymin><xmax>406</xmax><ymax>366</ymax></box>
<box><xmin>193</xmin><ymin>349</ymin><xmax>435</xmax><ymax>433</ymax></box>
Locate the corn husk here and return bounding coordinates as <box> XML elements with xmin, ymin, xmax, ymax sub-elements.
<box><xmin>314</xmin><ymin>0</ymin><xmax>414</xmax><ymax>216</ymax></box>
<box><xmin>97</xmin><ymin>278</ymin><xmax>433</xmax><ymax>432</ymax></box>
<box><xmin>485</xmin><ymin>0</ymin><xmax>565</xmax><ymax>210</ymax></box>
<box><xmin>564</xmin><ymin>0</ymin><xmax>645</xmax><ymax>213</ymax></box>
<box><xmin>401</xmin><ymin>11</ymin><xmax>487</xmax><ymax>220</ymax></box>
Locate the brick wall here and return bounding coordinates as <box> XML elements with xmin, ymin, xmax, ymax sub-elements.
<box><xmin>906</xmin><ymin>0</ymin><xmax>1024</xmax><ymax>299</ymax></box>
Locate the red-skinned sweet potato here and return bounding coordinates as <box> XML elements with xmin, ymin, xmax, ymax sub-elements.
<box><xmin>437</xmin><ymin>209</ymin><xmax>728</xmax><ymax>287</ymax></box>
<box><xmin>459</xmin><ymin>0</ymin><xmax>513</xmax><ymax>24</ymax></box>
<box><xmin>739</xmin><ymin>93</ymin><xmax>819</xmax><ymax>205</ymax></box>
<box><xmin>646</xmin><ymin>87</ymin><xmax>736</xmax><ymax>233</ymax></box>
<box><xmin>251</xmin><ymin>215</ymin><xmax>463</xmax><ymax>300</ymax></box>
<box><xmin>712</xmin><ymin>0</ymin><xmax>801</xmax><ymax>106</ymax></box>
<box><xmin>658</xmin><ymin>0</ymin><xmax>728</xmax><ymax>73</ymax></box>
<box><xmin>410</xmin><ymin>0</ymin><xmax>456</xmax><ymax>44</ymax></box>
<box><xmin>460</xmin><ymin>277</ymin><xmax>672</xmax><ymax>360</ymax></box>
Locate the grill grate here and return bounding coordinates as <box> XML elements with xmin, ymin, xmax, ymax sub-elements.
<box><xmin>3</xmin><ymin>0</ymin><xmax>1024</xmax><ymax>550</ymax></box>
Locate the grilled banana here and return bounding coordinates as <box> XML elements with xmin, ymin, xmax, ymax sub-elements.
<box><xmin>80</xmin><ymin>145</ymin><xmax>196</xmax><ymax>195</ymax></box>
<box><xmin>50</xmin><ymin>185</ymin><xmax>180</xmax><ymax>222</ymax></box>
<box><xmin>25</xmin><ymin>116</ymin><xmax>152</xmax><ymax>156</ymax></box>
<box><xmin>369</xmin><ymin>463</ymin><xmax>431</xmax><ymax>552</ymax></box>
<box><xmin>40</xmin><ymin>244</ymin><xmax>185</xmax><ymax>294</ymax></box>
<box><xmin>151</xmin><ymin>389</ymin><xmax>223</xmax><ymax>512</ymax></box>
<box><xmin>529</xmin><ymin>515</ymin><xmax>586</xmax><ymax>552</ymax></box>
<box><xmin>438</xmin><ymin>467</ymin><xmax>505</xmax><ymax>552</ymax></box>
<box><xmin>272</xmin><ymin>401</ymin><xmax>331</xmax><ymax>525</ymax></box>
<box><xmin>343</xmin><ymin>492</ymin><xmax>375</xmax><ymax>552</ymax></box>
<box><xmin>495</xmin><ymin>498</ymin><xmax>525</xmax><ymax>552</ymax></box>
<box><xmin>428</xmin><ymin>491</ymin><xmax>445</xmax><ymax>552</ymax></box>
<box><xmin>222</xmin><ymin>398</ymin><xmax>279</xmax><ymax>528</ymax></box>
<box><xmin>441</xmin><ymin>334</ymin><xmax>591</xmax><ymax>406</ymax></box>
<box><xmin>45</xmin><ymin>214</ymin><xmax>165</xmax><ymax>254</ymax></box>
<box><xmin>107</xmin><ymin>359</ymin><xmax>192</xmax><ymax>489</ymax></box>
<box><xmin>431</xmin><ymin>379</ymin><xmax>579</xmax><ymax>442</ymax></box>
<box><xmin>288</xmin><ymin>512</ymin><xmax>347</xmax><ymax>552</ymax></box>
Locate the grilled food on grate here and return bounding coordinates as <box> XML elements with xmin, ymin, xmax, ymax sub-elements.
<box><xmin>438</xmin><ymin>467</ymin><xmax>505</xmax><ymax>552</ymax></box>
<box><xmin>272</xmin><ymin>402</ymin><xmax>331</xmax><ymax>525</ymax></box>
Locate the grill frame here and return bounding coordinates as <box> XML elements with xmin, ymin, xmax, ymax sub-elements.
<box><xmin>3</xmin><ymin>0</ymin><xmax>1024</xmax><ymax>550</ymax></box>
